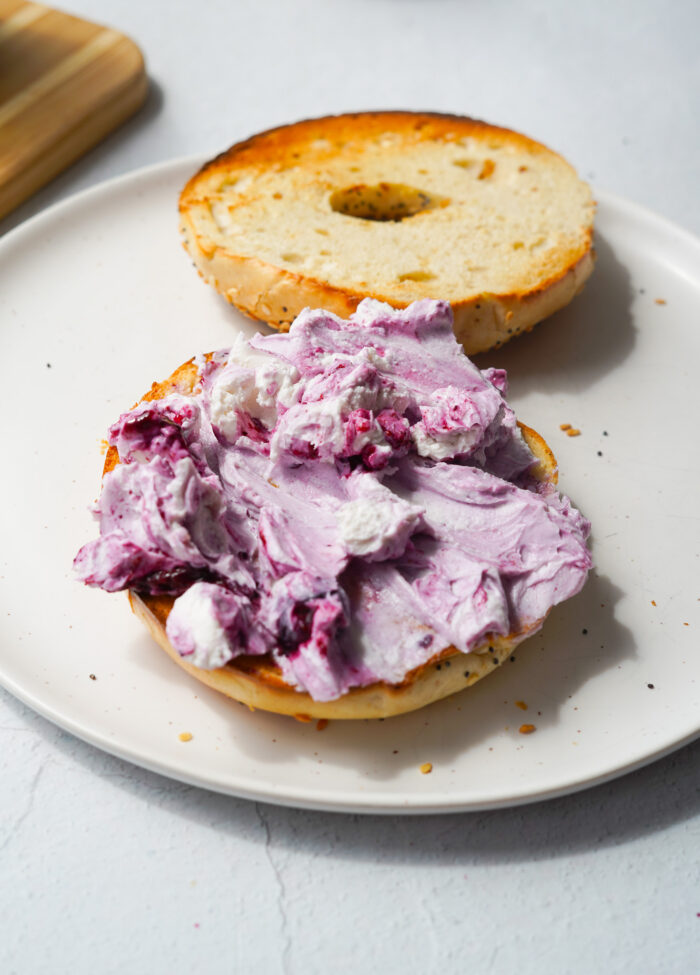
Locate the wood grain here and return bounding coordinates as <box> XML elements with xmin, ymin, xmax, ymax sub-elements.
<box><xmin>0</xmin><ymin>1</ymin><xmax>148</xmax><ymax>219</ymax></box>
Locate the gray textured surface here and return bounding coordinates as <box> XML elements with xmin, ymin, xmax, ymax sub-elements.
<box><xmin>1</xmin><ymin>1</ymin><xmax>699</xmax><ymax>972</ymax></box>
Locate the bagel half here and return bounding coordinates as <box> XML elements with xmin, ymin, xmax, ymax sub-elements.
<box><xmin>179</xmin><ymin>111</ymin><xmax>595</xmax><ymax>355</ymax></box>
<box><xmin>106</xmin><ymin>357</ymin><xmax>559</xmax><ymax>721</ymax></box>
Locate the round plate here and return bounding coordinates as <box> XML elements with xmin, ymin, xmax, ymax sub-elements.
<box><xmin>1</xmin><ymin>158</ymin><xmax>698</xmax><ymax>813</ymax></box>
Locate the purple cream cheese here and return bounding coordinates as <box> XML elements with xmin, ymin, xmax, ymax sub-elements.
<box><xmin>74</xmin><ymin>299</ymin><xmax>591</xmax><ymax>701</ymax></box>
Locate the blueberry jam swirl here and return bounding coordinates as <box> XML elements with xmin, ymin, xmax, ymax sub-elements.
<box><xmin>75</xmin><ymin>300</ymin><xmax>591</xmax><ymax>701</ymax></box>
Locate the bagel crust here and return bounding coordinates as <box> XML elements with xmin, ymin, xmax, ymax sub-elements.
<box><xmin>100</xmin><ymin>359</ymin><xmax>561</xmax><ymax>720</ymax></box>
<box><xmin>179</xmin><ymin>111</ymin><xmax>595</xmax><ymax>354</ymax></box>
<box><xmin>129</xmin><ymin>588</ymin><xmax>544</xmax><ymax>720</ymax></box>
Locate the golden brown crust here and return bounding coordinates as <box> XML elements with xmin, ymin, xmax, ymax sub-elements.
<box><xmin>180</xmin><ymin>111</ymin><xmax>562</xmax><ymax>194</ymax></box>
<box><xmin>179</xmin><ymin>111</ymin><xmax>595</xmax><ymax>354</ymax></box>
<box><xmin>129</xmin><ymin>588</ymin><xmax>543</xmax><ymax>719</ymax></box>
<box><xmin>110</xmin><ymin>356</ymin><xmax>558</xmax><ymax>719</ymax></box>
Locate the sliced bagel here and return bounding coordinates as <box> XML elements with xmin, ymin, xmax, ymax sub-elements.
<box><xmin>179</xmin><ymin>111</ymin><xmax>595</xmax><ymax>354</ymax></box>
<box><xmin>107</xmin><ymin>358</ymin><xmax>559</xmax><ymax>721</ymax></box>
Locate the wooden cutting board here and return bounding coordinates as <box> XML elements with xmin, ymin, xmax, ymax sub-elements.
<box><xmin>0</xmin><ymin>0</ymin><xmax>148</xmax><ymax>219</ymax></box>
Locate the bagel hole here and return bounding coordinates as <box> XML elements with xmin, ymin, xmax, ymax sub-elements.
<box><xmin>329</xmin><ymin>182</ymin><xmax>447</xmax><ymax>222</ymax></box>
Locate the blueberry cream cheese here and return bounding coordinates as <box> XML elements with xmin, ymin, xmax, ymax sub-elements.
<box><xmin>75</xmin><ymin>299</ymin><xmax>591</xmax><ymax>711</ymax></box>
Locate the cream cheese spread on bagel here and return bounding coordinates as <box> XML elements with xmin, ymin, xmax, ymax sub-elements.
<box><xmin>75</xmin><ymin>299</ymin><xmax>591</xmax><ymax>705</ymax></box>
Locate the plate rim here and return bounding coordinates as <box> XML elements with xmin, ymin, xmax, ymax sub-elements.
<box><xmin>2</xmin><ymin>660</ymin><xmax>699</xmax><ymax>814</ymax></box>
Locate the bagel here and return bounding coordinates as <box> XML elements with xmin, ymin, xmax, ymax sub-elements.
<box><xmin>82</xmin><ymin>303</ymin><xmax>590</xmax><ymax>720</ymax></box>
<box><xmin>179</xmin><ymin>111</ymin><xmax>595</xmax><ymax>354</ymax></box>
<box><xmin>125</xmin><ymin>422</ymin><xmax>556</xmax><ymax>721</ymax></box>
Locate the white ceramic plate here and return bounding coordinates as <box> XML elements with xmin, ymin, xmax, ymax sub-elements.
<box><xmin>1</xmin><ymin>158</ymin><xmax>698</xmax><ymax>813</ymax></box>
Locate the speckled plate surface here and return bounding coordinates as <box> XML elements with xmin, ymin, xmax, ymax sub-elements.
<box><xmin>0</xmin><ymin>158</ymin><xmax>698</xmax><ymax>813</ymax></box>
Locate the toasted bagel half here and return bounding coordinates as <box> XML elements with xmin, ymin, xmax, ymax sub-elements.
<box><xmin>106</xmin><ymin>357</ymin><xmax>558</xmax><ymax>720</ymax></box>
<box><xmin>179</xmin><ymin>111</ymin><xmax>595</xmax><ymax>354</ymax></box>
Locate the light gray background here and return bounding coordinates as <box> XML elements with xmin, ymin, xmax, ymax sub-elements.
<box><xmin>2</xmin><ymin>1</ymin><xmax>699</xmax><ymax>972</ymax></box>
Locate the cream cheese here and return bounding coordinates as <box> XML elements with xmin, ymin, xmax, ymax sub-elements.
<box><xmin>75</xmin><ymin>299</ymin><xmax>592</xmax><ymax>702</ymax></box>
<box><xmin>210</xmin><ymin>333</ymin><xmax>300</xmax><ymax>441</ymax></box>
<box><xmin>166</xmin><ymin>581</ymin><xmax>250</xmax><ymax>669</ymax></box>
<box><xmin>338</xmin><ymin>477</ymin><xmax>425</xmax><ymax>561</ymax></box>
